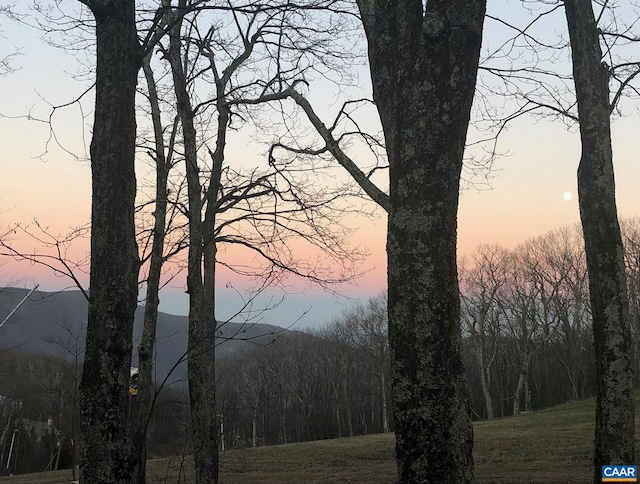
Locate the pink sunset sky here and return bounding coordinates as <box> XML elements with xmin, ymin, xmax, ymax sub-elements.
<box><xmin>1</xmin><ymin>5</ymin><xmax>639</xmax><ymax>329</ymax></box>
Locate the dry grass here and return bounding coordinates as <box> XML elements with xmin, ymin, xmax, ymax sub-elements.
<box><xmin>3</xmin><ymin>395</ymin><xmax>639</xmax><ymax>483</ymax></box>
<box><xmin>473</xmin><ymin>398</ymin><xmax>596</xmax><ymax>483</ymax></box>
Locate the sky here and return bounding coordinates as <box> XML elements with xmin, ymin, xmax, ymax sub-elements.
<box><xmin>1</xmin><ymin>2</ymin><xmax>639</xmax><ymax>330</ymax></box>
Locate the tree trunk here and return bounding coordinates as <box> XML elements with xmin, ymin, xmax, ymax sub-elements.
<box><xmin>513</xmin><ymin>345</ymin><xmax>533</xmax><ymax>416</ymax></box>
<box><xmin>281</xmin><ymin>398</ymin><xmax>288</xmax><ymax>444</ymax></box>
<box><xmin>477</xmin><ymin>345</ymin><xmax>495</xmax><ymax>419</ymax></box>
<box><xmin>252</xmin><ymin>408</ymin><xmax>258</xmax><ymax>449</ymax></box>
<box><xmin>513</xmin><ymin>350</ymin><xmax>531</xmax><ymax>416</ymax></box>
<box><xmin>167</xmin><ymin>10</ymin><xmax>220</xmax><ymax>483</ymax></box>
<box><xmin>380</xmin><ymin>371</ymin><xmax>389</xmax><ymax>433</ymax></box>
<box><xmin>183</xmin><ymin>126</ymin><xmax>219</xmax><ymax>481</ymax></box>
<box><xmin>343</xmin><ymin>376</ymin><xmax>353</xmax><ymax>437</ymax></box>
<box><xmin>362</xmin><ymin>402</ymin><xmax>368</xmax><ymax>435</ymax></box>
<box><xmin>355</xmin><ymin>1</ymin><xmax>485</xmax><ymax>481</ymax></box>
<box><xmin>133</xmin><ymin>53</ymin><xmax>171</xmax><ymax>484</ymax></box>
<box><xmin>564</xmin><ymin>1</ymin><xmax>635</xmax><ymax>480</ymax></box>
<box><xmin>79</xmin><ymin>2</ymin><xmax>141</xmax><ymax>483</ymax></box>
<box><xmin>333</xmin><ymin>384</ymin><xmax>342</xmax><ymax>439</ymax></box>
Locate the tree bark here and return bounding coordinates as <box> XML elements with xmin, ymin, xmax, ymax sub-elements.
<box><xmin>380</xmin><ymin>370</ymin><xmax>389</xmax><ymax>433</ymax></box>
<box><xmin>132</xmin><ymin>53</ymin><xmax>171</xmax><ymax>484</ymax></box>
<box><xmin>477</xmin><ymin>343</ymin><xmax>495</xmax><ymax>420</ymax></box>
<box><xmin>513</xmin><ymin>349</ymin><xmax>531</xmax><ymax>416</ymax></box>
<box><xmin>169</xmin><ymin>22</ymin><xmax>219</xmax><ymax>484</ymax></box>
<box><xmin>167</xmin><ymin>4</ymin><xmax>219</xmax><ymax>481</ymax></box>
<box><xmin>355</xmin><ymin>1</ymin><xmax>485</xmax><ymax>481</ymax></box>
<box><xmin>252</xmin><ymin>406</ymin><xmax>258</xmax><ymax>449</ymax></box>
<box><xmin>564</xmin><ymin>1</ymin><xmax>635</xmax><ymax>481</ymax></box>
<box><xmin>78</xmin><ymin>2</ymin><xmax>142</xmax><ymax>483</ymax></box>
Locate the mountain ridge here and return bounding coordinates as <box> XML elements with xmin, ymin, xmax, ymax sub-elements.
<box><xmin>0</xmin><ymin>287</ymin><xmax>290</xmax><ymax>385</ymax></box>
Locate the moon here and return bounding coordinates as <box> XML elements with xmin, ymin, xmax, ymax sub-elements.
<box><xmin>563</xmin><ymin>191</ymin><xmax>573</xmax><ymax>201</ymax></box>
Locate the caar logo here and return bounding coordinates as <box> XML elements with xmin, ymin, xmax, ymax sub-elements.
<box><xmin>602</xmin><ymin>465</ymin><xmax>637</xmax><ymax>483</ymax></box>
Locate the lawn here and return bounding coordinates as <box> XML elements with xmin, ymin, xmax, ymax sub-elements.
<box><xmin>2</xmin><ymin>396</ymin><xmax>636</xmax><ymax>483</ymax></box>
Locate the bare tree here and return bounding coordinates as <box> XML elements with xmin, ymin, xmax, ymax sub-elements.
<box><xmin>543</xmin><ymin>226</ymin><xmax>591</xmax><ymax>402</ymax></box>
<box><xmin>43</xmin><ymin>321</ymin><xmax>85</xmax><ymax>481</ymax></box>
<box><xmin>0</xmin><ymin>3</ymin><xmax>202</xmax><ymax>480</ymax></box>
<box><xmin>509</xmin><ymin>236</ymin><xmax>567</xmax><ymax>415</ymax></box>
<box><xmin>460</xmin><ymin>244</ymin><xmax>510</xmax><ymax>419</ymax></box>
<box><xmin>338</xmin><ymin>293</ymin><xmax>390</xmax><ymax>432</ymax></box>
<box><xmin>130</xmin><ymin>47</ymin><xmax>182</xmax><ymax>484</ymax></box>
<box><xmin>0</xmin><ymin>7</ymin><xmax>20</xmax><ymax>78</ymax></box>
<box><xmin>564</xmin><ymin>1</ymin><xmax>635</xmax><ymax>478</ymax></box>
<box><xmin>622</xmin><ymin>218</ymin><xmax>640</xmax><ymax>384</ymax></box>
<box><xmin>270</xmin><ymin>2</ymin><xmax>487</xmax><ymax>479</ymax></box>
<box><xmin>272</xmin><ymin>0</ymin><xmax>487</xmax><ymax>479</ymax></box>
<box><xmin>73</xmin><ymin>1</ymin><xmax>143</xmax><ymax>482</ymax></box>
<box><xmin>0</xmin><ymin>222</ymin><xmax>91</xmax><ymax>298</ymax></box>
<box><xmin>161</xmin><ymin>2</ymin><xmax>365</xmax><ymax>482</ymax></box>
<box><xmin>0</xmin><ymin>11</ymin><xmax>184</xmax><ymax>481</ymax></box>
<box><xmin>465</xmin><ymin>1</ymin><xmax>638</xmax><ymax>475</ymax></box>
<box><xmin>319</xmin><ymin>1</ymin><xmax>487</xmax><ymax>480</ymax></box>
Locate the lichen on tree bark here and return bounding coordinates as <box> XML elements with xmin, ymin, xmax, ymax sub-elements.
<box><xmin>355</xmin><ymin>0</ymin><xmax>486</xmax><ymax>481</ymax></box>
<box><xmin>564</xmin><ymin>1</ymin><xmax>635</xmax><ymax>481</ymax></box>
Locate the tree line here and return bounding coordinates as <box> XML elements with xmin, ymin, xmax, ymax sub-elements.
<box><xmin>217</xmin><ymin>218</ymin><xmax>640</xmax><ymax>448</ymax></box>
<box><xmin>461</xmin><ymin>219</ymin><xmax>640</xmax><ymax>420</ymax></box>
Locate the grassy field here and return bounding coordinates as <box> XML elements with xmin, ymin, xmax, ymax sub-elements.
<box><xmin>2</xmin><ymin>396</ymin><xmax>637</xmax><ymax>483</ymax></box>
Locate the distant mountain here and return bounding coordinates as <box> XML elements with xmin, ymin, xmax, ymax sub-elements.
<box><xmin>0</xmin><ymin>287</ymin><xmax>289</xmax><ymax>385</ymax></box>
